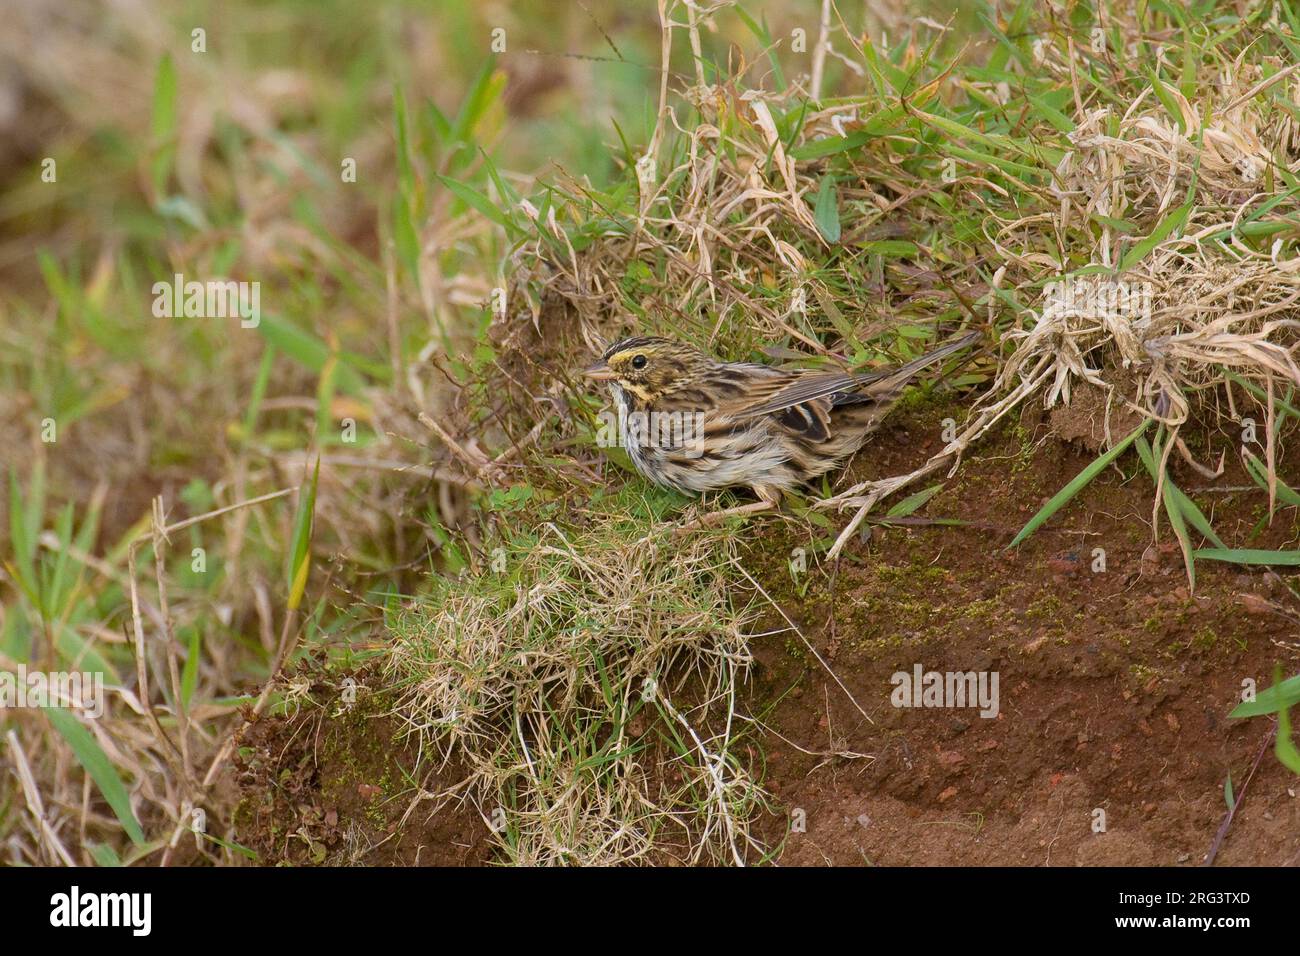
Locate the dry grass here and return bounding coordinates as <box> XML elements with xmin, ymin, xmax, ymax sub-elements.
<box><xmin>498</xmin><ymin>2</ymin><xmax>1300</xmax><ymax>562</ymax></box>
<box><xmin>7</xmin><ymin>0</ymin><xmax>1300</xmax><ymax>868</ymax></box>
<box><xmin>383</xmin><ymin>501</ymin><xmax>767</xmax><ymax>865</ymax></box>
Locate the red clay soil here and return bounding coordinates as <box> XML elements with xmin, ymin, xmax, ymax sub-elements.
<box><xmin>744</xmin><ymin>400</ymin><xmax>1300</xmax><ymax>866</ymax></box>
<box><xmin>233</xmin><ymin>684</ymin><xmax>493</xmax><ymax>866</ymax></box>
<box><xmin>233</xmin><ymin>398</ymin><xmax>1300</xmax><ymax>866</ymax></box>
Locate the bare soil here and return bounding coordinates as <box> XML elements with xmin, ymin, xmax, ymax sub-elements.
<box><xmin>746</xmin><ymin>399</ymin><xmax>1300</xmax><ymax>866</ymax></box>
<box><xmin>233</xmin><ymin>397</ymin><xmax>1300</xmax><ymax>865</ymax></box>
<box><xmin>233</xmin><ymin>676</ymin><xmax>491</xmax><ymax>866</ymax></box>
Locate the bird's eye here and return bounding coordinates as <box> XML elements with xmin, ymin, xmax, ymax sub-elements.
<box><xmin>631</xmin><ymin>354</ymin><xmax>648</xmax><ymax>370</ymax></box>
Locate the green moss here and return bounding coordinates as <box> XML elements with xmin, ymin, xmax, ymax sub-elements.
<box><xmin>1129</xmin><ymin>663</ymin><xmax>1158</xmax><ymax>684</ymax></box>
<box><xmin>875</xmin><ymin>563</ymin><xmax>950</xmax><ymax>584</ymax></box>
<box><xmin>1023</xmin><ymin>593</ymin><xmax>1064</xmax><ymax>623</ymax></box>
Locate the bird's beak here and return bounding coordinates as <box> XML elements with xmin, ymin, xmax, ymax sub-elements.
<box><xmin>581</xmin><ymin>361</ymin><xmax>617</xmax><ymax>382</ymax></box>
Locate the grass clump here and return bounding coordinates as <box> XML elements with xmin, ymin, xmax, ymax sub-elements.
<box><xmin>382</xmin><ymin>489</ymin><xmax>766</xmax><ymax>865</ymax></box>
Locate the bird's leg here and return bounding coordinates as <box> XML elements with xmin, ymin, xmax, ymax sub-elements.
<box><xmin>688</xmin><ymin>500</ymin><xmax>775</xmax><ymax>527</ymax></box>
<box><xmin>675</xmin><ymin>485</ymin><xmax>781</xmax><ymax>533</ymax></box>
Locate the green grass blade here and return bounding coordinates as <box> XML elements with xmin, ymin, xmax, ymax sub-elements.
<box><xmin>1231</xmin><ymin>671</ymin><xmax>1300</xmax><ymax>718</ymax></box>
<box><xmin>7</xmin><ymin>469</ymin><xmax>40</xmax><ymax>610</ymax></box>
<box><xmin>286</xmin><ymin>457</ymin><xmax>320</xmax><ymax>611</ymax></box>
<box><xmin>256</xmin><ymin>314</ymin><xmax>366</xmax><ymax>395</ymax></box>
<box><xmin>181</xmin><ymin>628</ymin><xmax>201</xmax><ymax>708</ymax></box>
<box><xmin>1275</xmin><ymin>668</ymin><xmax>1300</xmax><ymax>775</ymax></box>
<box><xmin>788</xmin><ymin>104</ymin><xmax>906</xmax><ymax>159</ymax></box>
<box><xmin>315</xmin><ymin>348</ymin><xmax>339</xmax><ymax>442</ymax></box>
<box><xmin>44</xmin><ymin>708</ymin><xmax>146</xmax><ymax>845</ymax></box>
<box><xmin>238</xmin><ymin>343</ymin><xmax>276</xmax><ymax>442</ymax></box>
<box><xmin>149</xmin><ymin>54</ymin><xmax>177</xmax><ymax>200</ymax></box>
<box><xmin>89</xmin><ymin>843</ymin><xmax>123</xmax><ymax>867</ymax></box>
<box><xmin>812</xmin><ymin>174</ymin><xmax>840</xmax><ymax>243</ymax></box>
<box><xmin>392</xmin><ymin>192</ymin><xmax>422</xmax><ymax>293</ymax></box>
<box><xmin>733</xmin><ymin>6</ymin><xmax>787</xmax><ymax>93</ymax></box>
<box><xmin>1147</xmin><ymin>68</ymin><xmax>1185</xmax><ymax>132</ymax></box>
<box><xmin>1007</xmin><ymin>419</ymin><xmax>1150</xmax><ymax>549</ymax></box>
<box><xmin>1161</xmin><ymin>477</ymin><xmax>1196</xmax><ymax>591</ymax></box>
<box><xmin>1026</xmin><ymin>93</ymin><xmax>1074</xmax><ymax>133</ymax></box>
<box><xmin>887</xmin><ymin>484</ymin><xmax>944</xmax><ymax>518</ymax></box>
<box><xmin>1277</xmin><ymin>707</ymin><xmax>1300</xmax><ymax>773</ymax></box>
<box><xmin>1168</xmin><ymin>485</ymin><xmax>1225</xmax><ymax>549</ymax></box>
<box><xmin>984</xmin><ymin>0</ymin><xmax>1033</xmax><ymax>71</ymax></box>
<box><xmin>449</xmin><ymin>55</ymin><xmax>503</xmax><ymax>149</ymax></box>
<box><xmin>437</xmin><ymin>174</ymin><xmax>511</xmax><ymax>229</ymax></box>
<box><xmin>1223</xmin><ymin>370</ymin><xmax>1300</xmax><ymax>421</ymax></box>
<box><xmin>1120</xmin><ymin>200</ymin><xmax>1192</xmax><ymax>271</ymax></box>
<box><xmin>1243</xmin><ymin>450</ymin><xmax>1300</xmax><ymax>508</ymax></box>
<box><xmin>1194</xmin><ymin>548</ymin><xmax>1300</xmax><ymax>566</ymax></box>
<box><xmin>1133</xmin><ymin>435</ymin><xmax>1226</xmax><ymax>549</ymax></box>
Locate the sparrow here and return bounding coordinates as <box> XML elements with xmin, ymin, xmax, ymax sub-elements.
<box><xmin>581</xmin><ymin>330</ymin><xmax>979</xmax><ymax>519</ymax></box>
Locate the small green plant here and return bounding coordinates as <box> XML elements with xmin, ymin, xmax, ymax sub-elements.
<box><xmin>1231</xmin><ymin>668</ymin><xmax>1300</xmax><ymax>776</ymax></box>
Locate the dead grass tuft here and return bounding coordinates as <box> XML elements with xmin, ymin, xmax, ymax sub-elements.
<box><xmin>382</xmin><ymin>507</ymin><xmax>766</xmax><ymax>865</ymax></box>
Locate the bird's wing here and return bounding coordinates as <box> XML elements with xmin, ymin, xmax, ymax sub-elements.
<box><xmin>712</xmin><ymin>368</ymin><xmax>851</xmax><ymax>443</ymax></box>
<box><xmin>726</xmin><ymin>333</ymin><xmax>981</xmax><ymax>422</ymax></box>
<box><xmin>726</xmin><ymin>369</ymin><xmax>870</xmax><ymax>417</ymax></box>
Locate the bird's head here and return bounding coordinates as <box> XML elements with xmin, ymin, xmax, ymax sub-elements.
<box><xmin>580</xmin><ymin>336</ymin><xmax>712</xmax><ymax>405</ymax></box>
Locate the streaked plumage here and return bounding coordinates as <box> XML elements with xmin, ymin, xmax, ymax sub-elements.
<box><xmin>581</xmin><ymin>332</ymin><xmax>980</xmax><ymax>508</ymax></box>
